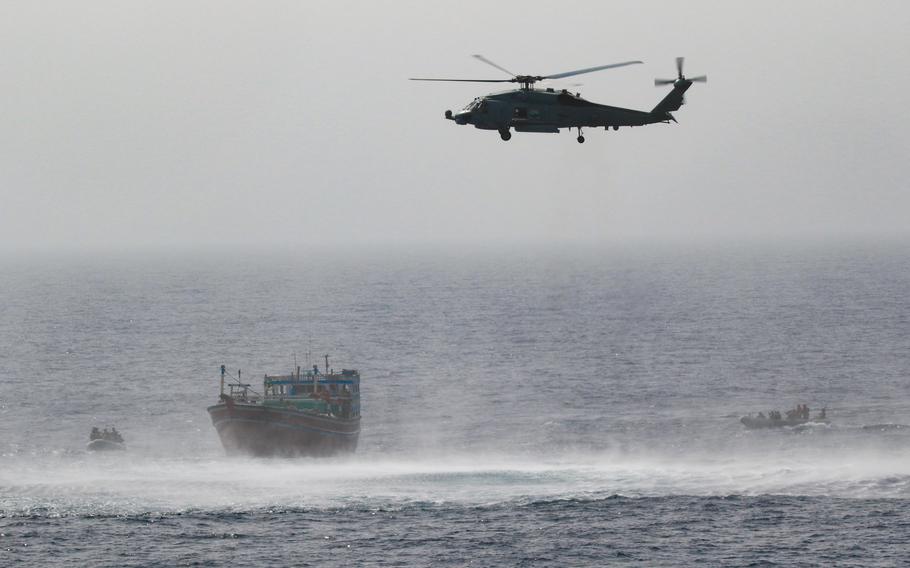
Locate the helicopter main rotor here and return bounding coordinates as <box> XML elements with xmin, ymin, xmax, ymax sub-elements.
<box><xmin>410</xmin><ymin>54</ymin><xmax>643</xmax><ymax>90</ymax></box>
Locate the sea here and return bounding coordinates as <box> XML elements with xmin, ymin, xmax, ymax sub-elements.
<box><xmin>1</xmin><ymin>242</ymin><xmax>909</xmax><ymax>566</ymax></box>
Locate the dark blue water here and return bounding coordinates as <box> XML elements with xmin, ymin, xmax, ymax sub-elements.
<box><xmin>2</xmin><ymin>243</ymin><xmax>909</xmax><ymax>565</ymax></box>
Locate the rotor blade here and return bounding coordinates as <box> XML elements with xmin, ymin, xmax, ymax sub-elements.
<box><xmin>471</xmin><ymin>54</ymin><xmax>516</xmax><ymax>77</ymax></box>
<box><xmin>676</xmin><ymin>57</ymin><xmax>685</xmax><ymax>78</ymax></box>
<box><xmin>409</xmin><ymin>78</ymin><xmax>513</xmax><ymax>83</ymax></box>
<box><xmin>543</xmin><ymin>60</ymin><xmax>643</xmax><ymax>80</ymax></box>
<box><xmin>654</xmin><ymin>78</ymin><xmax>676</xmax><ymax>86</ymax></box>
<box><xmin>688</xmin><ymin>75</ymin><xmax>707</xmax><ymax>83</ymax></box>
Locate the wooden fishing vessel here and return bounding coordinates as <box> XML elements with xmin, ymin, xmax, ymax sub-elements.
<box><xmin>207</xmin><ymin>359</ymin><xmax>360</xmax><ymax>457</ymax></box>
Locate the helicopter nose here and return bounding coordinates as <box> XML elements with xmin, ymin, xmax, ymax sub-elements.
<box><xmin>451</xmin><ymin>111</ymin><xmax>471</xmax><ymax>125</ymax></box>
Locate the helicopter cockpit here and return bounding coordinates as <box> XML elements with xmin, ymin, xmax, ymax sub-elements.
<box><xmin>464</xmin><ymin>98</ymin><xmax>491</xmax><ymax>114</ymax></box>
<box><xmin>463</xmin><ymin>98</ymin><xmax>482</xmax><ymax>111</ymax></box>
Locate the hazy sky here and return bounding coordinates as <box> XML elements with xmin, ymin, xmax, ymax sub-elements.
<box><xmin>2</xmin><ymin>0</ymin><xmax>908</xmax><ymax>251</ymax></box>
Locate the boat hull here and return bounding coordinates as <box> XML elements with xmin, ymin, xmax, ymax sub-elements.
<box><xmin>207</xmin><ymin>402</ymin><xmax>360</xmax><ymax>457</ymax></box>
<box><xmin>87</xmin><ymin>439</ymin><xmax>125</xmax><ymax>452</ymax></box>
<box><xmin>740</xmin><ymin>416</ymin><xmax>829</xmax><ymax>429</ymax></box>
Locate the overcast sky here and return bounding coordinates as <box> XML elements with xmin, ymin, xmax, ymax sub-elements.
<box><xmin>1</xmin><ymin>0</ymin><xmax>908</xmax><ymax>251</ymax></box>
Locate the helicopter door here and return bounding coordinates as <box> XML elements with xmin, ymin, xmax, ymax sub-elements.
<box><xmin>513</xmin><ymin>107</ymin><xmax>541</xmax><ymax>120</ymax></box>
<box><xmin>473</xmin><ymin>100</ymin><xmax>509</xmax><ymax>129</ymax></box>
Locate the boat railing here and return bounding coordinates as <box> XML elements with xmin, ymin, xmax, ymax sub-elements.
<box><xmin>228</xmin><ymin>383</ymin><xmax>259</xmax><ymax>402</ymax></box>
<box><xmin>263</xmin><ymin>390</ymin><xmax>356</xmax><ymax>402</ymax></box>
<box><xmin>264</xmin><ymin>373</ymin><xmax>358</xmax><ymax>383</ymax></box>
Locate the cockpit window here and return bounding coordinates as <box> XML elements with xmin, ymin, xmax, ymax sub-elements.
<box><xmin>463</xmin><ymin>98</ymin><xmax>482</xmax><ymax>111</ymax></box>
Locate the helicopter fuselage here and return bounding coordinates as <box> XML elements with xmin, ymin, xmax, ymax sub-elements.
<box><xmin>415</xmin><ymin>56</ymin><xmax>703</xmax><ymax>143</ymax></box>
<box><xmin>444</xmin><ymin>80</ymin><xmax>692</xmax><ymax>142</ymax></box>
<box><xmin>449</xmin><ymin>88</ymin><xmax>661</xmax><ymax>129</ymax></box>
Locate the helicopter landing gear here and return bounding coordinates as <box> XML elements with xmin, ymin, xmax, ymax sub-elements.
<box><xmin>576</xmin><ymin>128</ymin><xmax>585</xmax><ymax>144</ymax></box>
<box><xmin>499</xmin><ymin>129</ymin><xmax>511</xmax><ymax>141</ymax></box>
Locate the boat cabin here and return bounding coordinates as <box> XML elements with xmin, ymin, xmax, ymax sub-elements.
<box><xmin>261</xmin><ymin>367</ymin><xmax>361</xmax><ymax>419</ymax></box>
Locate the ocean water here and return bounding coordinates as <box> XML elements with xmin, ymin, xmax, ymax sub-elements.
<box><xmin>1</xmin><ymin>243</ymin><xmax>909</xmax><ymax>566</ymax></box>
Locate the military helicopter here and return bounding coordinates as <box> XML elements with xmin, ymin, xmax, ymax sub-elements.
<box><xmin>410</xmin><ymin>55</ymin><xmax>706</xmax><ymax>143</ymax></box>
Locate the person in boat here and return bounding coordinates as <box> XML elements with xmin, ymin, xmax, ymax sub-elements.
<box><xmin>757</xmin><ymin>412</ymin><xmax>766</xmax><ymax>419</ymax></box>
<box><xmin>90</xmin><ymin>427</ymin><xmax>100</xmax><ymax>440</ymax></box>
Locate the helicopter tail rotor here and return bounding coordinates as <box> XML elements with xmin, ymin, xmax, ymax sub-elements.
<box><xmin>651</xmin><ymin>57</ymin><xmax>706</xmax><ymax>116</ymax></box>
<box><xmin>654</xmin><ymin>56</ymin><xmax>707</xmax><ymax>87</ymax></box>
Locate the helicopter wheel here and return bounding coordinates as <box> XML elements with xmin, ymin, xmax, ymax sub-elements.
<box><xmin>577</xmin><ymin>135</ymin><xmax>585</xmax><ymax>144</ymax></box>
<box><xmin>499</xmin><ymin>129</ymin><xmax>511</xmax><ymax>141</ymax></box>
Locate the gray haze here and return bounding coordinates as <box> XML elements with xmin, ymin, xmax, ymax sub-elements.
<box><xmin>1</xmin><ymin>0</ymin><xmax>909</xmax><ymax>251</ymax></box>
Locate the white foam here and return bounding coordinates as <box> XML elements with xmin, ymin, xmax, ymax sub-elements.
<box><xmin>2</xmin><ymin>449</ymin><xmax>908</xmax><ymax>516</ymax></box>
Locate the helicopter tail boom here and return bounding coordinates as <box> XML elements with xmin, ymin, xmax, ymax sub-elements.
<box><xmin>650</xmin><ymin>80</ymin><xmax>691</xmax><ymax>116</ymax></box>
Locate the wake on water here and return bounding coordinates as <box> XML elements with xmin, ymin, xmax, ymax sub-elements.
<box><xmin>3</xmin><ymin>441</ymin><xmax>909</xmax><ymax>518</ymax></box>
<box><xmin>1</xmin><ymin>249</ymin><xmax>909</xmax><ymax>564</ymax></box>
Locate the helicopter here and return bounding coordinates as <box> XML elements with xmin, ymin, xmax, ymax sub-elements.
<box><xmin>410</xmin><ymin>55</ymin><xmax>706</xmax><ymax>143</ymax></box>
